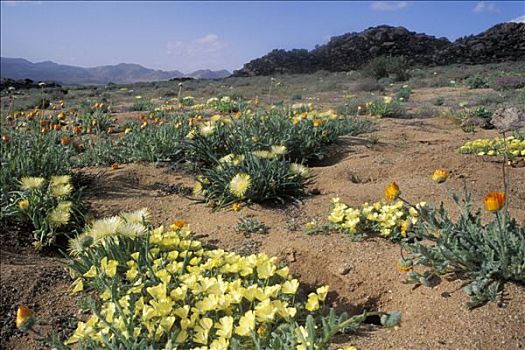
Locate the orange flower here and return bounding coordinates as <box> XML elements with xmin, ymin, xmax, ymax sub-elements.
<box><xmin>1</xmin><ymin>135</ymin><xmax>9</xmax><ymax>143</ymax></box>
<box><xmin>57</xmin><ymin>112</ymin><xmax>66</xmax><ymax>120</ymax></box>
<box><xmin>232</xmin><ymin>203</ymin><xmax>242</xmax><ymax>212</ymax></box>
<box><xmin>171</xmin><ymin>220</ymin><xmax>187</xmax><ymax>230</ymax></box>
<box><xmin>16</xmin><ymin>305</ymin><xmax>34</xmax><ymax>330</ymax></box>
<box><xmin>397</xmin><ymin>259</ymin><xmax>413</xmax><ymax>272</ymax></box>
<box><xmin>432</xmin><ymin>169</ymin><xmax>448</xmax><ymax>184</ymax></box>
<box><xmin>384</xmin><ymin>182</ymin><xmax>400</xmax><ymax>201</ymax></box>
<box><xmin>313</xmin><ymin>119</ymin><xmax>322</xmax><ymax>127</ymax></box>
<box><xmin>60</xmin><ymin>137</ymin><xmax>71</xmax><ymax>146</ymax></box>
<box><xmin>111</xmin><ymin>163</ymin><xmax>119</xmax><ymax>171</ymax></box>
<box><xmin>484</xmin><ymin>192</ymin><xmax>505</xmax><ymax>212</ymax></box>
<box><xmin>73</xmin><ymin>126</ymin><xmax>82</xmax><ymax>134</ymax></box>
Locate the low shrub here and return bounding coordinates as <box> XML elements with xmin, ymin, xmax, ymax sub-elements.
<box><xmin>194</xmin><ymin>154</ymin><xmax>314</xmax><ymax>208</ymax></box>
<box><xmin>456</xmin><ymin>135</ymin><xmax>525</xmax><ymax>158</ymax></box>
<box><xmin>369</xmin><ymin>97</ymin><xmax>405</xmax><ymax>118</ymax></box>
<box><xmin>324</xmin><ymin>197</ymin><xmax>425</xmax><ymax>241</ymax></box>
<box><xmin>1</xmin><ymin>118</ymin><xmax>75</xmax><ymax>202</ymax></box>
<box><xmin>465</xmin><ymin>75</ymin><xmax>489</xmax><ymax>89</ymax></box>
<box><xmin>129</xmin><ymin>98</ymin><xmax>154</xmax><ymax>111</ymax></box>
<box><xmin>394</xmin><ymin>85</ymin><xmax>411</xmax><ymax>102</ymax></box>
<box><xmin>1</xmin><ymin>175</ymin><xmax>85</xmax><ymax>249</ymax></box>
<box><xmin>403</xmin><ymin>193</ymin><xmax>525</xmax><ymax>308</ymax></box>
<box><xmin>364</xmin><ymin>56</ymin><xmax>411</xmax><ymax>82</ymax></box>
<box><xmin>493</xmin><ymin>76</ymin><xmax>525</xmax><ymax>90</ymax></box>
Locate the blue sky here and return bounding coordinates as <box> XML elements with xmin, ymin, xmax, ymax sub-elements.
<box><xmin>1</xmin><ymin>1</ymin><xmax>523</xmax><ymax>73</ymax></box>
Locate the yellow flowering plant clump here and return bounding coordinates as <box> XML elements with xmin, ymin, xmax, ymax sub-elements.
<box><xmin>324</xmin><ymin>197</ymin><xmax>425</xmax><ymax>241</ymax></box>
<box><xmin>456</xmin><ymin>135</ymin><xmax>525</xmax><ymax>158</ymax></box>
<box><xmin>194</xmin><ymin>153</ymin><xmax>314</xmax><ymax>208</ymax></box>
<box><xmin>60</xmin><ymin>211</ymin><xmax>400</xmax><ymax>349</ymax></box>
<box><xmin>3</xmin><ymin>175</ymin><xmax>85</xmax><ymax>249</ymax></box>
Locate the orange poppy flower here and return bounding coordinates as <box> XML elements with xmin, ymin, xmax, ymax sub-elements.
<box><xmin>432</xmin><ymin>169</ymin><xmax>449</xmax><ymax>184</ymax></box>
<box><xmin>384</xmin><ymin>182</ymin><xmax>400</xmax><ymax>201</ymax></box>
<box><xmin>484</xmin><ymin>192</ymin><xmax>505</xmax><ymax>212</ymax></box>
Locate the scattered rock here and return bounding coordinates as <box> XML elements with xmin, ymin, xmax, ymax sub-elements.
<box><xmin>338</xmin><ymin>264</ymin><xmax>352</xmax><ymax>275</ymax></box>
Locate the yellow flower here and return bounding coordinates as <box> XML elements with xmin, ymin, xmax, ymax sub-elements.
<box><xmin>50</xmin><ymin>175</ymin><xmax>71</xmax><ymax>186</ymax></box>
<box><xmin>383</xmin><ymin>96</ymin><xmax>393</xmax><ymax>104</ymax></box>
<box><xmin>215</xmin><ymin>316</ymin><xmax>234</xmax><ymax>339</ymax></box>
<box><xmin>271</xmin><ymin>145</ymin><xmax>287</xmax><ymax>155</ymax></box>
<box><xmin>229</xmin><ymin>173</ymin><xmax>251</xmax><ymax>198</ymax></box>
<box><xmin>384</xmin><ymin>182</ymin><xmax>400</xmax><ymax>201</ymax></box>
<box><xmin>100</xmin><ymin>257</ymin><xmax>119</xmax><ymax>278</ymax></box>
<box><xmin>400</xmin><ymin>219</ymin><xmax>410</xmax><ymax>237</ymax></box>
<box><xmin>235</xmin><ymin>310</ymin><xmax>255</xmax><ymax>337</ymax></box>
<box><xmin>282</xmin><ymin>279</ymin><xmax>299</xmax><ymax>294</ymax></box>
<box><xmin>193</xmin><ymin>317</ymin><xmax>213</xmax><ymax>344</ymax></box>
<box><xmin>18</xmin><ymin>198</ymin><xmax>29</xmax><ymax>210</ymax></box>
<box><xmin>253</xmin><ymin>150</ymin><xmax>274</xmax><ymax>159</ymax></box>
<box><xmin>83</xmin><ymin>265</ymin><xmax>97</xmax><ymax>278</ymax></box>
<box><xmin>72</xmin><ymin>278</ymin><xmax>84</xmax><ymax>293</ymax></box>
<box><xmin>20</xmin><ymin>176</ymin><xmax>45</xmax><ymax>190</ymax></box>
<box><xmin>120</xmin><ymin>208</ymin><xmax>151</xmax><ymax>224</ymax></box>
<box><xmin>484</xmin><ymin>192</ymin><xmax>505</xmax><ymax>212</ymax></box>
<box><xmin>431</xmin><ymin>169</ymin><xmax>449</xmax><ymax>184</ymax></box>
<box><xmin>256</xmin><ymin>258</ymin><xmax>276</xmax><ymax>279</ymax></box>
<box><xmin>199</xmin><ymin>121</ymin><xmax>215</xmax><ymax>137</ymax></box>
<box><xmin>316</xmin><ymin>286</ymin><xmax>329</xmax><ymax>301</ymax></box>
<box><xmin>16</xmin><ymin>305</ymin><xmax>34</xmax><ymax>330</ymax></box>
<box><xmin>313</xmin><ymin>119</ymin><xmax>322</xmax><ymax>127</ymax></box>
<box><xmin>51</xmin><ymin>183</ymin><xmax>73</xmax><ymax>197</ymax></box>
<box><xmin>48</xmin><ymin>205</ymin><xmax>71</xmax><ymax>227</ymax></box>
<box><xmin>290</xmin><ymin>163</ymin><xmax>309</xmax><ymax>177</ymax></box>
<box><xmin>305</xmin><ymin>293</ymin><xmax>319</xmax><ymax>311</ymax></box>
<box><xmin>232</xmin><ymin>203</ymin><xmax>242</xmax><ymax>212</ymax></box>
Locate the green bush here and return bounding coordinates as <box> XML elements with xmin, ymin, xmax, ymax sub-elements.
<box><xmin>403</xmin><ymin>194</ymin><xmax>525</xmax><ymax>308</ymax></box>
<box><xmin>394</xmin><ymin>86</ymin><xmax>411</xmax><ymax>102</ymax></box>
<box><xmin>77</xmin><ymin>115</ymin><xmax>190</xmax><ymax>166</ymax></box>
<box><xmin>364</xmin><ymin>56</ymin><xmax>411</xmax><ymax>82</ymax></box>
<box><xmin>129</xmin><ymin>98</ymin><xmax>154</xmax><ymax>111</ymax></box>
<box><xmin>369</xmin><ymin>97</ymin><xmax>405</xmax><ymax>118</ymax></box>
<box><xmin>432</xmin><ymin>96</ymin><xmax>445</xmax><ymax>106</ymax></box>
<box><xmin>195</xmin><ymin>154</ymin><xmax>314</xmax><ymax>208</ymax></box>
<box><xmin>466</xmin><ymin>75</ymin><xmax>489</xmax><ymax>89</ymax></box>
<box><xmin>1</xmin><ymin>119</ymin><xmax>74</xmax><ymax>202</ymax></box>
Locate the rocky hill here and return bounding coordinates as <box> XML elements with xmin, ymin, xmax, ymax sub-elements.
<box><xmin>0</xmin><ymin>58</ymin><xmax>231</xmax><ymax>85</ymax></box>
<box><xmin>233</xmin><ymin>23</ymin><xmax>525</xmax><ymax>76</ymax></box>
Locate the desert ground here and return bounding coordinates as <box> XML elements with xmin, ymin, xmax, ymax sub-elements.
<box><xmin>1</xmin><ymin>62</ymin><xmax>524</xmax><ymax>349</ymax></box>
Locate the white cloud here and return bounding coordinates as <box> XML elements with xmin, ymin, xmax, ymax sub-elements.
<box><xmin>510</xmin><ymin>15</ymin><xmax>525</xmax><ymax>23</ymax></box>
<box><xmin>473</xmin><ymin>2</ymin><xmax>500</xmax><ymax>13</ymax></box>
<box><xmin>165</xmin><ymin>33</ymin><xmax>227</xmax><ymax>71</ymax></box>
<box><xmin>370</xmin><ymin>1</ymin><xmax>408</xmax><ymax>11</ymax></box>
<box><xmin>167</xmin><ymin>33</ymin><xmax>224</xmax><ymax>57</ymax></box>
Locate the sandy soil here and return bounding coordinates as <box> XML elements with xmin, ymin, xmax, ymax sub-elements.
<box><xmin>1</xmin><ymin>87</ymin><xmax>524</xmax><ymax>349</ymax></box>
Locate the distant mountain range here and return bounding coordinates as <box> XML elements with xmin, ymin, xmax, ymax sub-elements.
<box><xmin>0</xmin><ymin>57</ymin><xmax>231</xmax><ymax>85</ymax></box>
